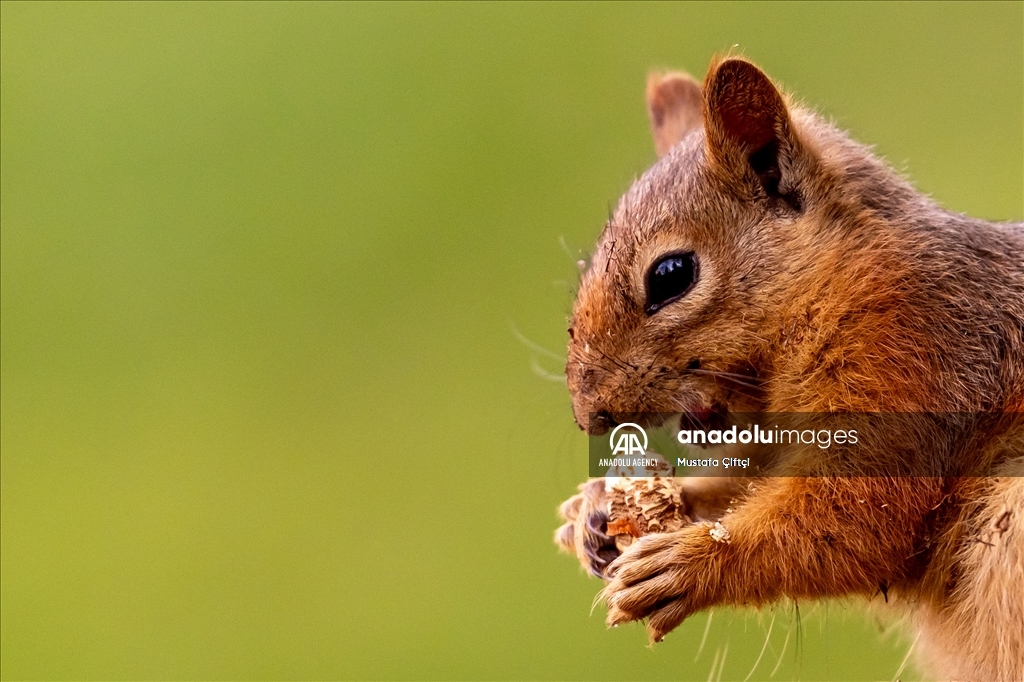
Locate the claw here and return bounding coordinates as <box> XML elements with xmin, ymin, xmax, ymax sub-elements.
<box><xmin>606</xmin><ymin>607</ymin><xmax>630</xmax><ymax>628</ymax></box>
<box><xmin>586</xmin><ymin>511</ymin><xmax>609</xmax><ymax>539</ymax></box>
<box><xmin>556</xmin><ymin>480</ymin><xmax>621</xmax><ymax>579</ymax></box>
<box><xmin>647</xmin><ymin>598</ymin><xmax>691</xmax><ymax>643</ymax></box>
<box><xmin>584</xmin><ymin>542</ymin><xmax>621</xmax><ymax>578</ymax></box>
<box><xmin>584</xmin><ymin>544</ymin><xmax>606</xmax><ymax>566</ymax></box>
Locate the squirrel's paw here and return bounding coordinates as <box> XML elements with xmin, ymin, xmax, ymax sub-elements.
<box><xmin>601</xmin><ymin>529</ymin><xmax>717</xmax><ymax>642</ymax></box>
<box><xmin>555</xmin><ymin>479</ymin><xmax>620</xmax><ymax>578</ymax></box>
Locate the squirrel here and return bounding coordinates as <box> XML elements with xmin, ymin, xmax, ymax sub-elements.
<box><xmin>553</xmin><ymin>57</ymin><xmax>1023</xmax><ymax>681</ymax></box>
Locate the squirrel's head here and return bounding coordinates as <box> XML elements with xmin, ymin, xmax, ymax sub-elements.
<box><xmin>567</xmin><ymin>58</ymin><xmax>831</xmax><ymax>434</ymax></box>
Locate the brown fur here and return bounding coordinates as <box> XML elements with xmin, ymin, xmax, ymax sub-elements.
<box><xmin>555</xmin><ymin>58</ymin><xmax>1024</xmax><ymax>680</ymax></box>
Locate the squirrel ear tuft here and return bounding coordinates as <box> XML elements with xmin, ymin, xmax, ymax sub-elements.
<box><xmin>703</xmin><ymin>59</ymin><xmax>795</xmax><ymax>199</ymax></box>
<box><xmin>646</xmin><ymin>72</ymin><xmax>703</xmax><ymax>157</ymax></box>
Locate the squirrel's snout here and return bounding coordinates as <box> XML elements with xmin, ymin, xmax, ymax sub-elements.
<box><xmin>578</xmin><ymin>410</ymin><xmax>616</xmax><ymax>435</ymax></box>
<box><xmin>568</xmin><ymin>363</ymin><xmax>638</xmax><ymax>436</ymax></box>
<box><xmin>568</xmin><ymin>373</ymin><xmax>619</xmax><ymax>435</ymax></box>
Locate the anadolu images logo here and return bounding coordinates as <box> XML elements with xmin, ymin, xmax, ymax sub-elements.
<box><xmin>609</xmin><ymin>423</ymin><xmax>648</xmax><ymax>456</ymax></box>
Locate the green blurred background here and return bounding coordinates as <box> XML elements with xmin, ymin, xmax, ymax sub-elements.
<box><xmin>1</xmin><ymin>2</ymin><xmax>1021</xmax><ymax>679</ymax></box>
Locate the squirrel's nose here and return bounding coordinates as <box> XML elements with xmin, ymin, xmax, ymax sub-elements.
<box><xmin>577</xmin><ymin>409</ymin><xmax>616</xmax><ymax>435</ymax></box>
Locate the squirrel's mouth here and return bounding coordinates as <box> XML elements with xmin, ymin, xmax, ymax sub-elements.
<box><xmin>679</xmin><ymin>403</ymin><xmax>730</xmax><ymax>447</ymax></box>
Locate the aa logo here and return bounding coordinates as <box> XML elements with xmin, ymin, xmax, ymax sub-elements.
<box><xmin>609</xmin><ymin>423</ymin><xmax>648</xmax><ymax>456</ymax></box>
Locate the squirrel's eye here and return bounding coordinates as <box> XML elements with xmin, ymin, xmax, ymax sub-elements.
<box><xmin>645</xmin><ymin>252</ymin><xmax>698</xmax><ymax>315</ymax></box>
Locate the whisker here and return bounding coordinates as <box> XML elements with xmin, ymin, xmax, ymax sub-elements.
<box><xmin>698</xmin><ymin>369</ymin><xmax>760</xmax><ymax>381</ymax></box>
<box><xmin>716</xmin><ymin>642</ymin><xmax>729</xmax><ymax>682</ymax></box>
<box><xmin>695</xmin><ymin>610</ymin><xmax>714</xmax><ymax>661</ymax></box>
<box><xmin>770</xmin><ymin>619</ymin><xmax>790</xmax><ymax>677</ymax></box>
<box><xmin>592</xmin><ymin>346</ymin><xmax>636</xmax><ymax>373</ymax></box>
<box><xmin>590</xmin><ymin>586</ymin><xmax>609</xmax><ymax>616</ymax></box>
<box><xmin>530</xmin><ymin>358</ymin><xmax>565</xmax><ymax>383</ymax></box>
<box><xmin>744</xmin><ymin>610</ymin><xmax>775</xmax><ymax>682</ymax></box>
<box><xmin>573</xmin><ymin>358</ymin><xmax>623</xmax><ymax>376</ymax></box>
<box><xmin>509</xmin><ymin>320</ymin><xmax>564</xmax><ymax>362</ymax></box>
<box><xmin>706</xmin><ymin>647</ymin><xmax>722</xmax><ymax>682</ymax></box>
<box><xmin>558</xmin><ymin>235</ymin><xmax>586</xmax><ymax>265</ymax></box>
<box><xmin>687</xmin><ymin>368</ymin><xmax>762</xmax><ymax>392</ymax></box>
<box><xmin>891</xmin><ymin>630</ymin><xmax>921</xmax><ymax>682</ymax></box>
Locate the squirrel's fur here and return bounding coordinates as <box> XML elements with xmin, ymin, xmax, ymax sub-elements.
<box><xmin>555</xmin><ymin>58</ymin><xmax>1023</xmax><ymax>681</ymax></box>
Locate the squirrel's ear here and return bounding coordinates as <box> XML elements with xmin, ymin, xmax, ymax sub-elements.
<box><xmin>703</xmin><ymin>59</ymin><xmax>797</xmax><ymax>200</ymax></box>
<box><xmin>647</xmin><ymin>72</ymin><xmax>703</xmax><ymax>157</ymax></box>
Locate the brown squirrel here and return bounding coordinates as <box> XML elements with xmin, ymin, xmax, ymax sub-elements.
<box><xmin>554</xmin><ymin>57</ymin><xmax>1023</xmax><ymax>681</ymax></box>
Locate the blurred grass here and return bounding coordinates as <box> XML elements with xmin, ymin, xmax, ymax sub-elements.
<box><xmin>1</xmin><ymin>2</ymin><xmax>1021</xmax><ymax>680</ymax></box>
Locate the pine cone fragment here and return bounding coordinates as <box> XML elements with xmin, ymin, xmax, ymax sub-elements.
<box><xmin>605</xmin><ymin>473</ymin><xmax>690</xmax><ymax>552</ymax></box>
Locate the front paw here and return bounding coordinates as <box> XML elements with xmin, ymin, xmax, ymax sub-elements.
<box><xmin>555</xmin><ymin>479</ymin><xmax>620</xmax><ymax>578</ymax></box>
<box><xmin>602</xmin><ymin>526</ymin><xmax>722</xmax><ymax>642</ymax></box>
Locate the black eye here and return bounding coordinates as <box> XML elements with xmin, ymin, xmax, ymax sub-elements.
<box><xmin>645</xmin><ymin>252</ymin><xmax>698</xmax><ymax>315</ymax></box>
